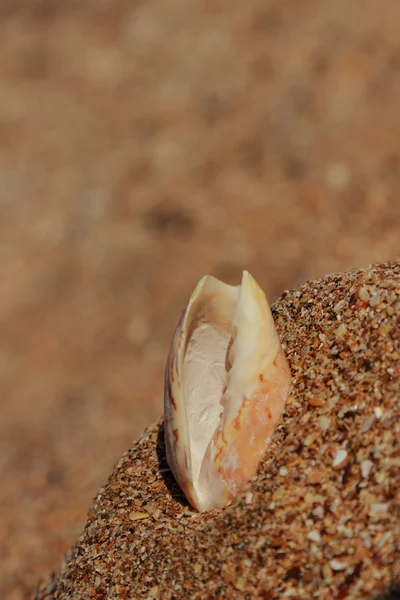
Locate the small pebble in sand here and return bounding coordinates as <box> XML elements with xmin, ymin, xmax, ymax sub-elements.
<box><xmin>307</xmin><ymin>530</ymin><xmax>321</xmax><ymax>543</ymax></box>
<box><xmin>329</xmin><ymin>559</ymin><xmax>348</xmax><ymax>571</ymax></box>
<box><xmin>358</xmin><ymin>287</ymin><xmax>370</xmax><ymax>302</ymax></box>
<box><xmin>334</xmin><ymin>323</ymin><xmax>347</xmax><ymax>337</ymax></box>
<box><xmin>369</xmin><ymin>293</ymin><xmax>381</xmax><ymax>308</ymax></box>
<box><xmin>361</xmin><ymin>459</ymin><xmax>374</xmax><ymax>478</ymax></box>
<box><xmin>332</xmin><ymin>449</ymin><xmax>348</xmax><ymax>469</ymax></box>
<box><xmin>245</xmin><ymin>492</ymin><xmax>253</xmax><ymax>504</ymax></box>
<box><xmin>129</xmin><ymin>511</ymin><xmax>150</xmax><ymax>521</ymax></box>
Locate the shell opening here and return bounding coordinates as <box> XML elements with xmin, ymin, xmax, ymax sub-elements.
<box><xmin>183</xmin><ymin>279</ymin><xmax>239</xmax><ymax>495</ymax></box>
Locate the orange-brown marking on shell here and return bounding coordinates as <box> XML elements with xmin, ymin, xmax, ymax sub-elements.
<box><xmin>184</xmin><ymin>448</ymin><xmax>190</xmax><ymax>469</ymax></box>
<box><xmin>225</xmin><ymin>337</ymin><xmax>234</xmax><ymax>373</ymax></box>
<box><xmin>205</xmin><ymin>348</ymin><xmax>291</xmax><ymax>500</ymax></box>
<box><xmin>173</xmin><ymin>428</ymin><xmax>179</xmax><ymax>443</ymax></box>
<box><xmin>213</xmin><ymin>421</ymin><xmax>229</xmax><ymax>465</ymax></box>
<box><xmin>233</xmin><ymin>408</ymin><xmax>243</xmax><ymax>431</ymax></box>
<box><xmin>167</xmin><ymin>377</ymin><xmax>177</xmax><ymax>409</ymax></box>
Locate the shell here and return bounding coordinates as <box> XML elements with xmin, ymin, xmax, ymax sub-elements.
<box><xmin>164</xmin><ymin>271</ymin><xmax>291</xmax><ymax>512</ymax></box>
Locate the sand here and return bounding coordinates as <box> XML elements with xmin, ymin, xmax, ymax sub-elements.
<box><xmin>2</xmin><ymin>2</ymin><xmax>400</xmax><ymax>596</ymax></box>
<box><xmin>35</xmin><ymin>262</ymin><xmax>400</xmax><ymax>599</ymax></box>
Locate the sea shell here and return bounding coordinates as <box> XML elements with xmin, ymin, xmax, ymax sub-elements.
<box><xmin>164</xmin><ymin>271</ymin><xmax>291</xmax><ymax>512</ymax></box>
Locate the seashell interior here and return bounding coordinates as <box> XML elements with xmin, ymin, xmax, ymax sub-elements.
<box><xmin>164</xmin><ymin>271</ymin><xmax>291</xmax><ymax>512</ymax></box>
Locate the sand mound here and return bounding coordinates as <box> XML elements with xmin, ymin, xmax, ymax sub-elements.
<box><xmin>36</xmin><ymin>263</ymin><xmax>399</xmax><ymax>599</ymax></box>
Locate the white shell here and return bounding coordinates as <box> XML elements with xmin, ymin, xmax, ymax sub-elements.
<box><xmin>164</xmin><ymin>271</ymin><xmax>291</xmax><ymax>512</ymax></box>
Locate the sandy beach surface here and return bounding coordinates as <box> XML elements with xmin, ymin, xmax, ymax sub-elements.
<box><xmin>0</xmin><ymin>1</ymin><xmax>400</xmax><ymax>597</ymax></box>
<box><xmin>36</xmin><ymin>262</ymin><xmax>400</xmax><ymax>599</ymax></box>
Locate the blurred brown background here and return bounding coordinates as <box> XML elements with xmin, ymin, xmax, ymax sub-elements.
<box><xmin>0</xmin><ymin>0</ymin><xmax>399</xmax><ymax>598</ymax></box>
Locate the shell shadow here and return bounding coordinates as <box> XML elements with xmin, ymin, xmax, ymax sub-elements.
<box><xmin>374</xmin><ymin>586</ymin><xmax>400</xmax><ymax>600</ymax></box>
<box><xmin>156</xmin><ymin>421</ymin><xmax>191</xmax><ymax>509</ymax></box>
<box><xmin>376</xmin><ymin>585</ymin><xmax>400</xmax><ymax>599</ymax></box>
